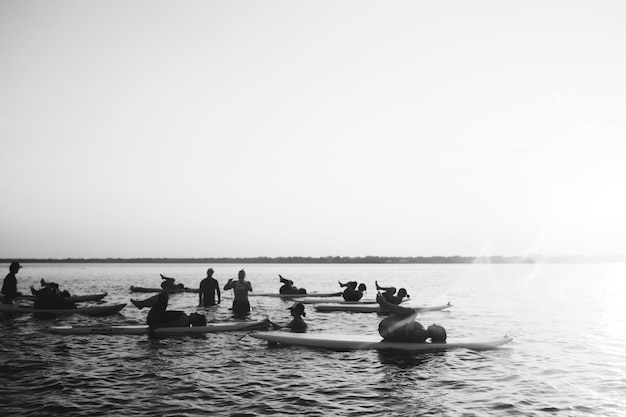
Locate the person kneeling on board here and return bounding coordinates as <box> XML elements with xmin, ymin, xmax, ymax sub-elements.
<box><xmin>132</xmin><ymin>292</ymin><xmax>206</xmax><ymax>328</ymax></box>
<box><xmin>338</xmin><ymin>281</ymin><xmax>367</xmax><ymax>302</ymax></box>
<box><xmin>376</xmin><ymin>293</ymin><xmax>446</xmax><ymax>343</ymax></box>
<box><xmin>279</xmin><ymin>275</ymin><xmax>307</xmax><ymax>295</ymax></box>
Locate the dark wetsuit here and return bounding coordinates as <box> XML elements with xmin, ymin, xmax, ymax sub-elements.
<box><xmin>146</xmin><ymin>292</ymin><xmax>184</xmax><ymax>326</ymax></box>
<box><xmin>199</xmin><ymin>277</ymin><xmax>220</xmax><ymax>306</ymax></box>
<box><xmin>342</xmin><ymin>288</ymin><xmax>364</xmax><ymax>302</ymax></box>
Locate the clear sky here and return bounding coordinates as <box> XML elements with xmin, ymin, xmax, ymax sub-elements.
<box><xmin>1</xmin><ymin>1</ymin><xmax>625</xmax><ymax>259</ymax></box>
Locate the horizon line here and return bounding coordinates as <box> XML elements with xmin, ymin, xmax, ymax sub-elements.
<box><xmin>2</xmin><ymin>255</ymin><xmax>625</xmax><ymax>264</ymax></box>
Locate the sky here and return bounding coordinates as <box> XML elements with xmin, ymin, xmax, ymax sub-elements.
<box><xmin>1</xmin><ymin>1</ymin><xmax>625</xmax><ymax>259</ymax></box>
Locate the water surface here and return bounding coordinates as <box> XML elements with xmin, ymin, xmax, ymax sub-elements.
<box><xmin>1</xmin><ymin>263</ymin><xmax>624</xmax><ymax>416</ymax></box>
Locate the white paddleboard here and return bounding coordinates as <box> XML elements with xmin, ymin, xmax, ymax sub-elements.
<box><xmin>251</xmin><ymin>331</ymin><xmax>513</xmax><ymax>351</ymax></box>
<box><xmin>293</xmin><ymin>297</ymin><xmax>378</xmax><ymax>304</ymax></box>
<box><xmin>130</xmin><ymin>286</ymin><xmax>199</xmax><ymax>294</ymax></box>
<box><xmin>254</xmin><ymin>292</ymin><xmax>342</xmax><ymax>298</ymax></box>
<box><xmin>49</xmin><ymin>319</ymin><xmax>270</xmax><ymax>335</ymax></box>
<box><xmin>314</xmin><ymin>302</ymin><xmax>452</xmax><ymax>313</ymax></box>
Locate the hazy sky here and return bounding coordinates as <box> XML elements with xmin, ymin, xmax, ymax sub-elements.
<box><xmin>1</xmin><ymin>1</ymin><xmax>625</xmax><ymax>259</ymax></box>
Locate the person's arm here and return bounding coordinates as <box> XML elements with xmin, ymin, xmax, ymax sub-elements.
<box><xmin>376</xmin><ymin>293</ymin><xmax>415</xmax><ymax>316</ymax></box>
<box><xmin>198</xmin><ymin>285</ymin><xmax>203</xmax><ymax>305</ymax></box>
<box><xmin>217</xmin><ymin>285</ymin><xmax>221</xmax><ymax>304</ymax></box>
<box><xmin>245</xmin><ymin>280</ymin><xmax>253</xmax><ymax>291</ymax></box>
<box><xmin>224</xmin><ymin>279</ymin><xmax>234</xmax><ymax>290</ymax></box>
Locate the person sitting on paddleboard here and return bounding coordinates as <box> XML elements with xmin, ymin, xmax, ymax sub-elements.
<box><xmin>223</xmin><ymin>270</ymin><xmax>253</xmax><ymax>316</ymax></box>
<box><xmin>199</xmin><ymin>268</ymin><xmax>221</xmax><ymax>307</ymax></box>
<box><xmin>375</xmin><ymin>281</ymin><xmax>410</xmax><ymax>305</ymax></box>
<box><xmin>279</xmin><ymin>275</ymin><xmax>307</xmax><ymax>295</ymax></box>
<box><xmin>285</xmin><ymin>302</ymin><xmax>307</xmax><ymax>332</ymax></box>
<box><xmin>160</xmin><ymin>274</ymin><xmax>185</xmax><ymax>290</ymax></box>
<box><xmin>376</xmin><ymin>293</ymin><xmax>446</xmax><ymax>343</ymax></box>
<box><xmin>339</xmin><ymin>281</ymin><xmax>367</xmax><ymax>302</ymax></box>
<box><xmin>131</xmin><ymin>292</ymin><xmax>189</xmax><ymax>327</ymax></box>
<box><xmin>31</xmin><ymin>278</ymin><xmax>71</xmax><ymax>298</ymax></box>
<box><xmin>2</xmin><ymin>262</ymin><xmax>22</xmax><ymax>304</ymax></box>
<box><xmin>33</xmin><ymin>282</ymin><xmax>76</xmax><ymax>309</ymax></box>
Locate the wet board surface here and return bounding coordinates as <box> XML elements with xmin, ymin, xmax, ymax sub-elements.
<box><xmin>254</xmin><ymin>292</ymin><xmax>343</xmax><ymax>298</ymax></box>
<box><xmin>251</xmin><ymin>331</ymin><xmax>513</xmax><ymax>351</ymax></box>
<box><xmin>314</xmin><ymin>303</ymin><xmax>453</xmax><ymax>313</ymax></box>
<box><xmin>49</xmin><ymin>319</ymin><xmax>270</xmax><ymax>335</ymax></box>
<box><xmin>130</xmin><ymin>286</ymin><xmax>199</xmax><ymax>294</ymax></box>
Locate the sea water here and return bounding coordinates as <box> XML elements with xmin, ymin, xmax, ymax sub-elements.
<box><xmin>1</xmin><ymin>262</ymin><xmax>625</xmax><ymax>416</ymax></box>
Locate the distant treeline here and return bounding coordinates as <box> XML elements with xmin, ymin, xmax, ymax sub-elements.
<box><xmin>2</xmin><ymin>255</ymin><xmax>624</xmax><ymax>264</ymax></box>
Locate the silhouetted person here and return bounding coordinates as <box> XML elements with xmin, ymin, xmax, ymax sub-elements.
<box><xmin>285</xmin><ymin>302</ymin><xmax>307</xmax><ymax>332</ymax></box>
<box><xmin>375</xmin><ymin>281</ymin><xmax>410</xmax><ymax>304</ymax></box>
<box><xmin>132</xmin><ymin>292</ymin><xmax>189</xmax><ymax>327</ymax></box>
<box><xmin>199</xmin><ymin>268</ymin><xmax>221</xmax><ymax>306</ymax></box>
<box><xmin>279</xmin><ymin>275</ymin><xmax>307</xmax><ymax>295</ymax></box>
<box><xmin>376</xmin><ymin>293</ymin><xmax>446</xmax><ymax>343</ymax></box>
<box><xmin>339</xmin><ymin>280</ymin><xmax>367</xmax><ymax>301</ymax></box>
<box><xmin>2</xmin><ymin>262</ymin><xmax>21</xmax><ymax>304</ymax></box>
<box><xmin>160</xmin><ymin>274</ymin><xmax>184</xmax><ymax>290</ymax></box>
<box><xmin>223</xmin><ymin>270</ymin><xmax>253</xmax><ymax>316</ymax></box>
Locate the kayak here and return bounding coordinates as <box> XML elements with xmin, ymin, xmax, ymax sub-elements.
<box><xmin>0</xmin><ymin>303</ymin><xmax>126</xmax><ymax>316</ymax></box>
<box><xmin>254</xmin><ymin>292</ymin><xmax>342</xmax><ymax>298</ymax></box>
<box><xmin>130</xmin><ymin>286</ymin><xmax>199</xmax><ymax>294</ymax></box>
<box><xmin>17</xmin><ymin>292</ymin><xmax>108</xmax><ymax>302</ymax></box>
<box><xmin>314</xmin><ymin>302</ymin><xmax>452</xmax><ymax>313</ymax></box>
<box><xmin>49</xmin><ymin>319</ymin><xmax>271</xmax><ymax>335</ymax></box>
<box><xmin>251</xmin><ymin>331</ymin><xmax>513</xmax><ymax>352</ymax></box>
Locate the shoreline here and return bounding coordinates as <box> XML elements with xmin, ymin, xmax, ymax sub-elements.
<box><xmin>2</xmin><ymin>255</ymin><xmax>624</xmax><ymax>264</ymax></box>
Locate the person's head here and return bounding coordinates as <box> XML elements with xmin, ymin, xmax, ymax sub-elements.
<box><xmin>288</xmin><ymin>302</ymin><xmax>306</xmax><ymax>317</ymax></box>
<box><xmin>358</xmin><ymin>283</ymin><xmax>367</xmax><ymax>292</ymax></box>
<box><xmin>398</xmin><ymin>288</ymin><xmax>409</xmax><ymax>298</ymax></box>
<box><xmin>207</xmin><ymin>268</ymin><xmax>214</xmax><ymax>277</ymax></box>
<box><xmin>238</xmin><ymin>270</ymin><xmax>246</xmax><ymax>280</ymax></box>
<box><xmin>427</xmin><ymin>324</ymin><xmax>447</xmax><ymax>343</ymax></box>
<box><xmin>9</xmin><ymin>262</ymin><xmax>22</xmax><ymax>274</ymax></box>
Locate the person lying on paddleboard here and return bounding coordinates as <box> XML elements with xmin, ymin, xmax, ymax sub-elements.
<box><xmin>279</xmin><ymin>275</ymin><xmax>307</xmax><ymax>295</ymax></box>
<box><xmin>2</xmin><ymin>262</ymin><xmax>22</xmax><ymax>304</ymax></box>
<box><xmin>160</xmin><ymin>274</ymin><xmax>185</xmax><ymax>290</ymax></box>
<box><xmin>223</xmin><ymin>270</ymin><xmax>253</xmax><ymax>316</ymax></box>
<box><xmin>375</xmin><ymin>281</ymin><xmax>410</xmax><ymax>305</ymax></box>
<box><xmin>338</xmin><ymin>281</ymin><xmax>367</xmax><ymax>302</ymax></box>
<box><xmin>285</xmin><ymin>302</ymin><xmax>307</xmax><ymax>332</ymax></box>
<box><xmin>31</xmin><ymin>278</ymin><xmax>71</xmax><ymax>298</ymax></box>
<box><xmin>33</xmin><ymin>282</ymin><xmax>76</xmax><ymax>309</ymax></box>
<box><xmin>199</xmin><ymin>268</ymin><xmax>221</xmax><ymax>307</ymax></box>
<box><xmin>376</xmin><ymin>293</ymin><xmax>446</xmax><ymax>343</ymax></box>
<box><xmin>131</xmin><ymin>292</ymin><xmax>202</xmax><ymax>327</ymax></box>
